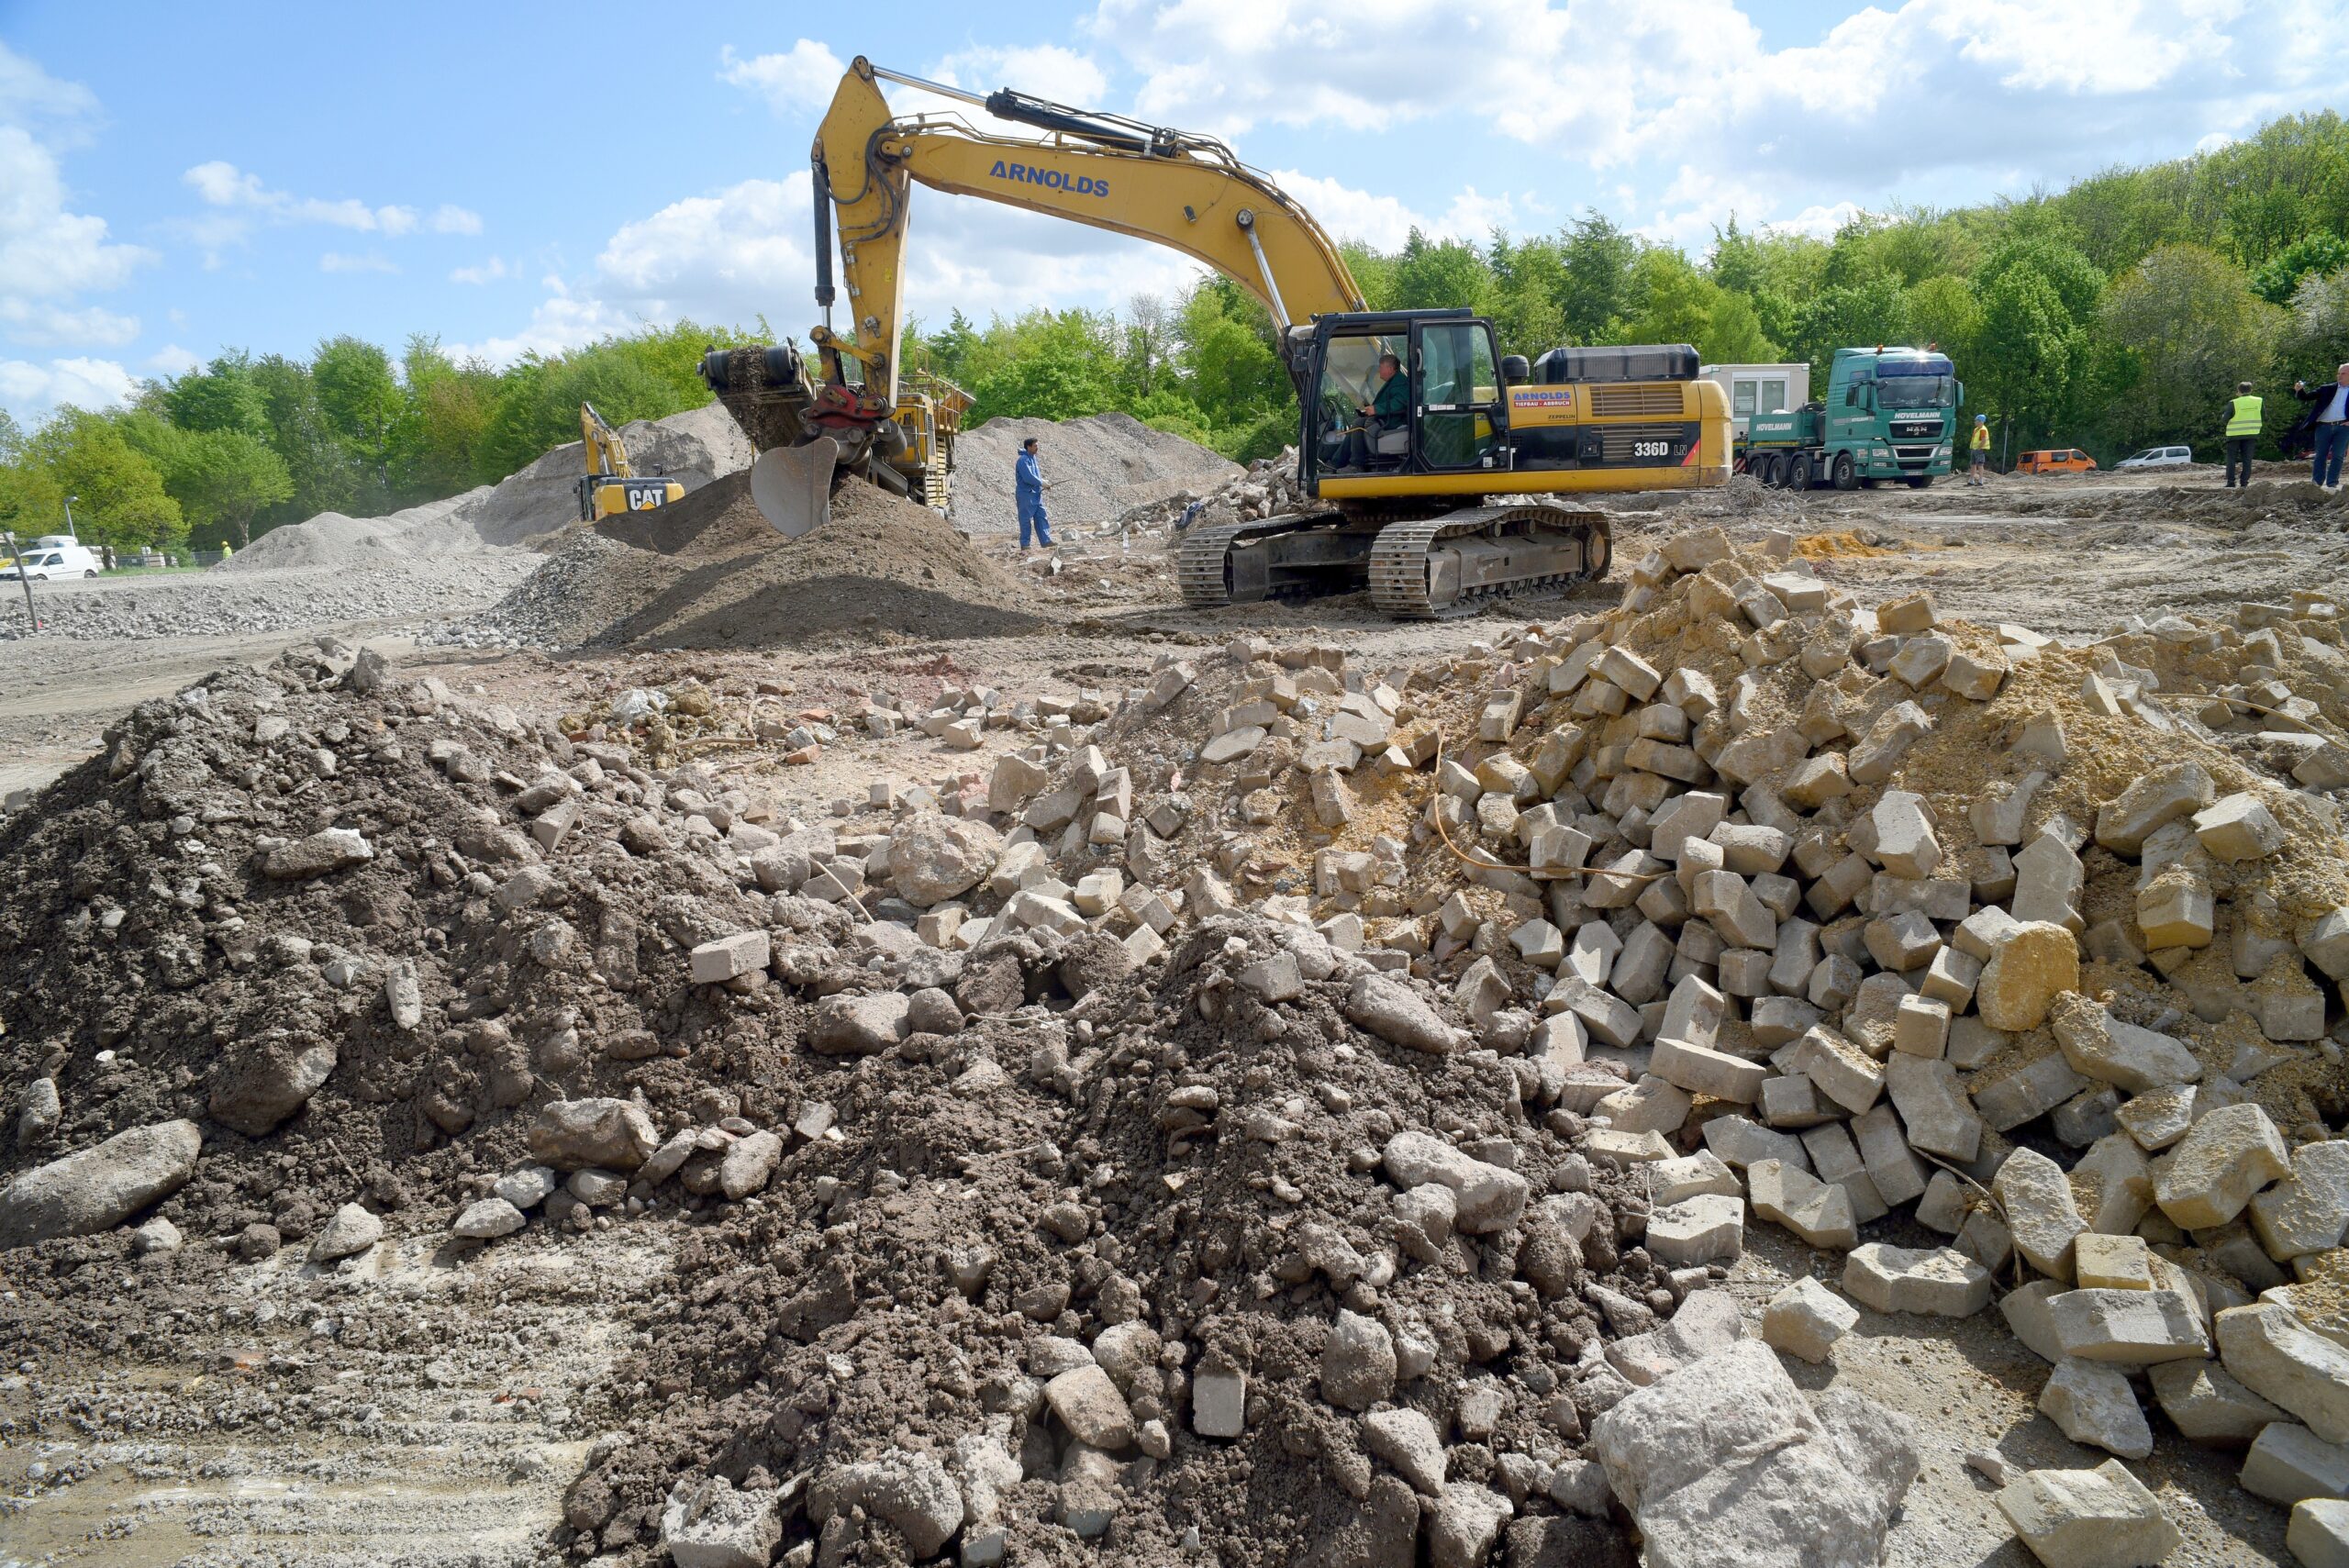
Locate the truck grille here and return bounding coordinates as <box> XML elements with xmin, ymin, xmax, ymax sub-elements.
<box><xmin>1591</xmin><ymin>384</ymin><xmax>1686</xmax><ymax>418</ymax></box>
<box><xmin>1890</xmin><ymin>445</ymin><xmax>1936</xmax><ymax>466</ymax></box>
<box><xmin>1598</xmin><ymin>425</ymin><xmax>1685</xmax><ymax>462</ymax></box>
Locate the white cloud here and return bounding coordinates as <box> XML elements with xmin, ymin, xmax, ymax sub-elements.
<box><xmin>718</xmin><ymin>40</ymin><xmax>847</xmax><ymax>114</ymax></box>
<box><xmin>429</xmin><ymin>204</ymin><xmax>483</xmax><ymax>235</ymax></box>
<box><xmin>451</xmin><ymin>255</ymin><xmax>515</xmax><ymax>284</ymax></box>
<box><xmin>0</xmin><ymin>101</ymin><xmax>155</xmax><ymax>358</ymax></box>
<box><xmin>320</xmin><ymin>251</ymin><xmax>398</xmax><ymax>273</ymax></box>
<box><xmin>185</xmin><ymin>161</ymin><xmax>425</xmax><ymax>233</ymax></box>
<box><xmin>1086</xmin><ymin>0</ymin><xmax>2344</xmax><ymax>229</ymax></box>
<box><xmin>145</xmin><ymin>343</ymin><xmax>200</xmax><ymax>375</ymax></box>
<box><xmin>927</xmin><ymin>44</ymin><xmax>1109</xmax><ymax>110</ymax></box>
<box><xmin>0</xmin><ymin>355</ymin><xmax>136</xmax><ymax>415</ymax></box>
<box><xmin>0</xmin><ymin>300</ymin><xmax>139</xmax><ymax>346</ymax></box>
<box><xmin>0</xmin><ymin>42</ymin><xmax>98</xmax><ymax>136</ymax></box>
<box><xmin>1267</xmin><ymin>172</ymin><xmax>1520</xmax><ymax>254</ymax></box>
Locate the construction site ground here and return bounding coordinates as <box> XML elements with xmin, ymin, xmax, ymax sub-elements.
<box><xmin>3</xmin><ymin>452</ymin><xmax>2344</xmax><ymax>1567</ymax></box>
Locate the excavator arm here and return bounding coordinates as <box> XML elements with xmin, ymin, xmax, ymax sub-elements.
<box><xmin>815</xmin><ymin>58</ymin><xmax>1366</xmax><ymax>406</ymax></box>
<box><xmin>579</xmin><ymin>402</ymin><xmax>632</xmax><ymax>479</ymax></box>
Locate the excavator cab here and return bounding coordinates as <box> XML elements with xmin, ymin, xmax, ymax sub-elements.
<box><xmin>1303</xmin><ymin>311</ymin><xmax>1508</xmax><ymax>484</ymax></box>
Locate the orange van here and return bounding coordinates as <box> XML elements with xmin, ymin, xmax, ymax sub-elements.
<box><xmin>2017</xmin><ymin>448</ymin><xmax>2099</xmax><ymax>474</ymax></box>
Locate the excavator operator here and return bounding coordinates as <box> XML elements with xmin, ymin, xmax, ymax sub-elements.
<box><xmin>1336</xmin><ymin>351</ymin><xmax>1410</xmax><ymax>470</ymax></box>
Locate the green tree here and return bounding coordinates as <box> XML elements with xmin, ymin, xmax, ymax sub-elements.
<box><xmin>312</xmin><ymin>335</ymin><xmax>404</xmax><ymax>503</ymax></box>
<box><xmin>1786</xmin><ymin>277</ymin><xmax>1910</xmax><ymax>384</ymax></box>
<box><xmin>2096</xmin><ymin>244</ymin><xmax>2285</xmax><ymax>452</ymax></box>
<box><xmin>2250</xmin><ymin>231</ymin><xmax>2349</xmax><ymax>305</ymax></box>
<box><xmin>1558</xmin><ymin>211</ymin><xmax>1640</xmax><ymax>342</ymax></box>
<box><xmin>1622</xmin><ymin>250</ymin><xmax>1714</xmax><ymax>347</ymax></box>
<box><xmin>1904</xmin><ymin>275</ymin><xmax>1982</xmax><ymax>364</ymax></box>
<box><xmin>250</xmin><ymin>352</ymin><xmax>354</xmax><ymax>526</ymax></box>
<box><xmin>164</xmin><ymin>350</ymin><xmax>270</xmax><ymax>438</ymax></box>
<box><xmin>19</xmin><ymin>409</ymin><xmax>184</xmax><ymax>550</ymax></box>
<box><xmin>1698</xmin><ymin>290</ymin><xmax>1779</xmax><ymax>364</ymax></box>
<box><xmin>173</xmin><ymin>428</ymin><xmax>296</xmax><ymax>549</ymax></box>
<box><xmin>1389</xmin><ymin>229</ymin><xmax>1492</xmax><ymax>312</ymax></box>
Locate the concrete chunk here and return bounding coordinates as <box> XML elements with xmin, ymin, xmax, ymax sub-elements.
<box><xmin>2049</xmin><ymin>994</ymin><xmax>2199</xmax><ymax>1094</ymax></box>
<box><xmin>1748</xmin><ymin>1159</ymin><xmax>1859</xmax><ymax>1251</ymax></box>
<box><xmin>2148</xmin><ymin>1358</ymin><xmax>2288</xmax><ymax>1449</ymax></box>
<box><xmin>1994</xmin><ymin>1147</ymin><xmax>2087</xmax><ymax>1283</ymax></box>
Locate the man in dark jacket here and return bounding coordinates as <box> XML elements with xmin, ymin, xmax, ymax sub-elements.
<box><xmin>2289</xmin><ymin>363</ymin><xmax>2349</xmax><ymax>487</ymax></box>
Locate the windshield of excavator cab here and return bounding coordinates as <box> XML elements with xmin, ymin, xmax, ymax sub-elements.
<box><xmin>1319</xmin><ymin>335</ymin><xmax>1400</xmax><ymax>416</ymax></box>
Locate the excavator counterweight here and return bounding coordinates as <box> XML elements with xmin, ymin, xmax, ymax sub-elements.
<box><xmin>705</xmin><ymin>56</ymin><xmax>1726</xmax><ymax>610</ymax></box>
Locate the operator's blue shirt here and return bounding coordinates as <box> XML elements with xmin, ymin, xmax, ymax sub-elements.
<box><xmin>1015</xmin><ymin>450</ymin><xmax>1043</xmax><ymax>500</ymax></box>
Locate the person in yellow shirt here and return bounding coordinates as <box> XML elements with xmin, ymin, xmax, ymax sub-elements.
<box><xmin>2222</xmin><ymin>380</ymin><xmax>2262</xmax><ymax>488</ymax></box>
<box><xmin>1967</xmin><ymin>415</ymin><xmax>1991</xmax><ymax>486</ymax></box>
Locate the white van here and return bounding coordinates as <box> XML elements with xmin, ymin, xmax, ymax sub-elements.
<box><xmin>2</xmin><ymin>539</ymin><xmax>103</xmax><ymax>580</ymax></box>
<box><xmin>2114</xmin><ymin>445</ymin><xmax>2193</xmax><ymax>471</ymax></box>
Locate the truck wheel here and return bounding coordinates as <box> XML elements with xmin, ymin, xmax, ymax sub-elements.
<box><xmin>1788</xmin><ymin>453</ymin><xmax>1814</xmax><ymax>490</ymax></box>
<box><xmin>1906</xmin><ymin>475</ymin><xmax>1932</xmax><ymax>490</ymax></box>
<box><xmin>1832</xmin><ymin>452</ymin><xmax>1858</xmax><ymax>491</ymax></box>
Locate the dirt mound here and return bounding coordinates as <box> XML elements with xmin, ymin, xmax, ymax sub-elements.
<box><xmin>952</xmin><ymin>412</ymin><xmax>1240</xmax><ymax>536</ymax></box>
<box><xmin>459</xmin><ymin>473</ymin><xmax>1045</xmax><ymax>650</ymax></box>
<box><xmin>0</xmin><ymin>642</ymin><xmax>1664</xmax><ymax>1566</ymax></box>
<box><xmin>219</xmin><ymin>404</ymin><xmax>754</xmax><ymax>573</ymax></box>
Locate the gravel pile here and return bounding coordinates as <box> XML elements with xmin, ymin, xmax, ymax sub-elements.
<box><xmin>219</xmin><ymin>403</ymin><xmax>753</xmax><ymax>574</ymax></box>
<box><xmin>0</xmin><ymin>557</ymin><xmax>538</xmax><ymax>641</ymax></box>
<box><xmin>428</xmin><ymin>472</ymin><xmax>1042</xmax><ymax>653</ymax></box>
<box><xmin>951</xmin><ymin>412</ymin><xmax>1238</xmax><ymax>536</ymax></box>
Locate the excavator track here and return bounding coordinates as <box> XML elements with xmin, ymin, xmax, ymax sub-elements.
<box><xmin>1175</xmin><ymin>511</ymin><xmax>1348</xmax><ymax>608</ymax></box>
<box><xmin>1366</xmin><ymin>505</ymin><xmax>1611</xmax><ymax>619</ymax></box>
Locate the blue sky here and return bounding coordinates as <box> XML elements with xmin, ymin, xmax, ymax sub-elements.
<box><xmin>4</xmin><ymin>0</ymin><xmax>2345</xmax><ymax>423</ymax></box>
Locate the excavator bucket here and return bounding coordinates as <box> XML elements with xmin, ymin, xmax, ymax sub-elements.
<box><xmin>749</xmin><ymin>438</ymin><xmax>841</xmax><ymax>539</ymax></box>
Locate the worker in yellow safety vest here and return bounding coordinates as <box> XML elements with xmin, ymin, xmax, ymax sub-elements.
<box><xmin>2223</xmin><ymin>380</ymin><xmax>2262</xmax><ymax>489</ymax></box>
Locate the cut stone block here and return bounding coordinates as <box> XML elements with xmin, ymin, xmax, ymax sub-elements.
<box><xmin>1893</xmin><ymin>994</ymin><xmax>1951</xmax><ymax>1059</ymax></box>
<box><xmin>2217</xmin><ymin>1301</ymin><xmax>2349</xmax><ymax>1444</ymax></box>
<box><xmin>1853</xmin><ymin>1104</ymin><xmax>1930</xmax><ymax>1207</ymax></box>
<box><xmin>2073</xmin><ymin>1233</ymin><xmax>2152</xmax><ymax>1291</ymax></box>
<box><xmin>1646</xmin><ymin>1193</ymin><xmax>1745</xmax><ymax>1267</ymax></box>
<box><xmin>2193</xmin><ymin>792</ymin><xmax>2286</xmax><ymax>861</ymax></box>
<box><xmin>1701</xmin><ymin>1115</ymin><xmax>1811</xmax><ymax>1174</ymax></box>
<box><xmin>1787</xmin><ymin>1026</ymin><xmax>1885</xmax><ymax>1116</ymax></box>
<box><xmin>2047</xmin><ymin>1287</ymin><xmax>2211</xmax><ymax>1365</ymax></box>
<box><xmin>1748</xmin><ymin>1159</ymin><xmax>1859</xmax><ymax>1251</ymax></box>
<box><xmin>1885</xmin><ymin>1054</ymin><xmax>1983</xmax><ymax>1162</ymax></box>
<box><xmin>2094</xmin><ymin>762</ymin><xmax>2217</xmax><ymax>856</ymax></box>
<box><xmin>2241</xmin><ymin>1422</ymin><xmax>2349</xmax><ymax>1507</ymax></box>
<box><xmin>1995</xmin><ymin>1461</ymin><xmax>2181</xmax><ymax>1568</ymax></box>
<box><xmin>1995</xmin><ymin>1147</ymin><xmax>2088</xmax><ymax>1283</ymax></box>
<box><xmin>1843</xmin><ymin>1243</ymin><xmax>1994</xmax><ymax>1317</ymax></box>
<box><xmin>1646</xmin><ymin>1150</ymin><xmax>1742</xmax><ymax>1207</ymax></box>
<box><xmin>1976</xmin><ymin>922</ymin><xmax>2080</xmax><ymax>1032</ymax></box>
<box><xmin>2155</xmin><ymin>1103</ymin><xmax>2290</xmax><ymax>1229</ymax></box>
<box><xmin>2048</xmin><ymin>995</ymin><xmax>2200</xmax><ymax>1094</ymax></box>
<box><xmin>2136</xmin><ymin>871</ymin><xmax>2215</xmax><ymax>950</ymax></box>
<box><xmin>2292</xmin><ymin>1499</ymin><xmax>2349</xmax><ymax>1568</ymax></box>
<box><xmin>2148</xmin><ymin>1358</ymin><xmax>2288</xmax><ymax>1449</ymax></box>
<box><xmin>1650</xmin><ymin>1037</ymin><xmax>1767</xmax><ymax>1104</ymax></box>
<box><xmin>2250</xmin><ymin>1140</ymin><xmax>2349</xmax><ymax>1262</ymax></box>
<box><xmin>1763</xmin><ymin>1276</ymin><xmax>1861</xmax><ymax>1363</ymax></box>
<box><xmin>2011</xmin><ymin>834</ymin><xmax>2086</xmax><ymax>934</ymax></box>
<box><xmin>2039</xmin><ymin>1359</ymin><xmax>2153</xmax><ymax>1459</ymax></box>
<box><xmin>1975</xmin><ymin>1052</ymin><xmax>2090</xmax><ymax>1134</ymax></box>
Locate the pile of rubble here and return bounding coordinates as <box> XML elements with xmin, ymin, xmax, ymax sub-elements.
<box><xmin>6</xmin><ymin>519</ymin><xmax>2349</xmax><ymax>1564</ymax></box>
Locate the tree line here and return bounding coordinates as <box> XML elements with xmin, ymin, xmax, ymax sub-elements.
<box><xmin>4</xmin><ymin>111</ymin><xmax>2347</xmax><ymax>552</ymax></box>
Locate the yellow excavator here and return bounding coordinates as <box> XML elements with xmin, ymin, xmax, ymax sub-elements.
<box><xmin>700</xmin><ymin>57</ymin><xmax>1727</xmax><ymax>617</ymax></box>
<box><xmin>575</xmin><ymin>403</ymin><xmax>686</xmax><ymax>524</ymax></box>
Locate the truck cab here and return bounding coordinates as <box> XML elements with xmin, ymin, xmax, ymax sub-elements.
<box><xmin>1742</xmin><ymin>347</ymin><xmax>1960</xmax><ymax>490</ymax></box>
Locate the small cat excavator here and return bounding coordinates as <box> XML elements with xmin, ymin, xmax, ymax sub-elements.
<box><xmin>701</xmin><ymin>57</ymin><xmax>1727</xmax><ymax>617</ymax></box>
<box><xmin>575</xmin><ymin>403</ymin><xmax>685</xmax><ymax>524</ymax></box>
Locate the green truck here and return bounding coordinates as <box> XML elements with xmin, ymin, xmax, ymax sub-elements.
<box><xmin>1739</xmin><ymin>347</ymin><xmax>1961</xmax><ymax>490</ymax></box>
